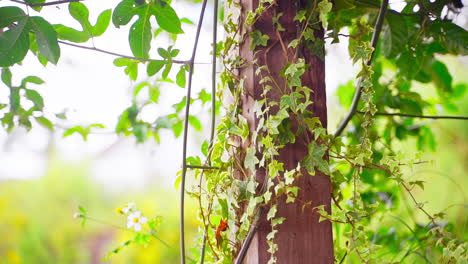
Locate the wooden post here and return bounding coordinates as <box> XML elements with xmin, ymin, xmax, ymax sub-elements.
<box><xmin>238</xmin><ymin>0</ymin><xmax>334</xmax><ymax>263</ymax></box>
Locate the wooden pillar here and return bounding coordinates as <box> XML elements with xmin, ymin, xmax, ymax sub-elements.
<box><xmin>238</xmin><ymin>0</ymin><xmax>334</xmax><ymax>263</ymax></box>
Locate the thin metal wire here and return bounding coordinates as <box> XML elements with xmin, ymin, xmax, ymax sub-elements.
<box><xmin>199</xmin><ymin>1</ymin><xmax>219</xmax><ymax>263</ymax></box>
<box><xmin>180</xmin><ymin>0</ymin><xmax>209</xmax><ymax>263</ymax></box>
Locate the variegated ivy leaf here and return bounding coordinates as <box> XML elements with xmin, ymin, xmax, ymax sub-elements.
<box><xmin>302</xmin><ymin>141</ymin><xmax>330</xmax><ymax>175</ymax></box>
<box><xmin>317</xmin><ymin>0</ymin><xmax>332</xmax><ymax>30</ymax></box>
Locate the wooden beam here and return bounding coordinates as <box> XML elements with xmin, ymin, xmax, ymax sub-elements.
<box><xmin>238</xmin><ymin>0</ymin><xmax>334</xmax><ymax>263</ymax></box>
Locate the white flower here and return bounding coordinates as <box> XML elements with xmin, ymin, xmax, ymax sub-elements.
<box><xmin>121</xmin><ymin>202</ymin><xmax>136</xmax><ymax>214</ymax></box>
<box><xmin>127</xmin><ymin>211</ymin><xmax>148</xmax><ymax>232</ymax></box>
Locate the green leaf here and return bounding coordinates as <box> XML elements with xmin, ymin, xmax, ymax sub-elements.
<box><xmin>336</xmin><ymin>80</ymin><xmax>354</xmax><ymax>109</ymax></box>
<box><xmin>381</xmin><ymin>14</ymin><xmax>408</xmax><ymax>57</ymax></box>
<box><xmin>54</xmin><ymin>24</ymin><xmax>89</xmax><ymax>43</ymax></box>
<box><xmin>188</xmin><ymin>115</ymin><xmax>202</xmax><ymax>131</ymax></box>
<box><xmin>351</xmin><ymin>42</ymin><xmax>373</xmax><ymax>64</ymax></box>
<box><xmin>114</xmin><ymin>57</ymin><xmax>134</xmax><ymax>66</ymax></box>
<box><xmin>150</xmin><ymin>2</ymin><xmax>183</xmax><ymax>34</ymax></box>
<box><xmin>28</xmin><ymin>17</ymin><xmax>60</xmax><ymax>64</ymax></box>
<box><xmin>112</xmin><ymin>0</ymin><xmax>137</xmax><ymax>27</ymax></box>
<box><xmin>218</xmin><ymin>198</ymin><xmax>229</xmax><ymax>219</ymax></box>
<box><xmin>409</xmin><ymin>180</ymin><xmax>425</xmax><ymax>190</ymax></box>
<box><xmin>69</xmin><ymin>2</ymin><xmax>92</xmax><ymax>33</ymax></box>
<box><xmin>56</xmin><ymin>4</ymin><xmax>110</xmax><ymax>43</ymax></box>
<box><xmin>25</xmin><ymin>89</ymin><xmax>44</xmax><ymax>110</ymax></box>
<box><xmin>171</xmin><ymin>120</ymin><xmax>183</xmax><ymax>137</ymax></box>
<box><xmin>267</xmin><ymin>205</ymin><xmax>277</xmax><ymax>221</ymax></box>
<box><xmin>10</xmin><ymin>87</ymin><xmax>20</xmax><ymax>111</ymax></box>
<box><xmin>133</xmin><ymin>81</ymin><xmax>149</xmax><ymax>97</ymax></box>
<box><xmin>198</xmin><ymin>89</ymin><xmax>211</xmax><ymax>105</ymax></box>
<box><xmin>430</xmin><ymin>20</ymin><xmax>468</xmax><ymax>55</ymax></box>
<box><xmin>112</xmin><ymin>0</ymin><xmax>183</xmax><ymax>58</ymax></box>
<box><xmin>201</xmin><ymin>140</ymin><xmax>209</xmax><ymax>156</ymax></box>
<box><xmin>334</xmin><ymin>0</ymin><xmax>355</xmax><ymax>11</ymax></box>
<box><xmin>244</xmin><ymin>147</ymin><xmax>259</xmax><ymax>173</ymax></box>
<box><xmin>170</xmin><ymin>49</ymin><xmax>180</xmax><ymax>57</ymax></box>
<box><xmin>430</xmin><ymin>60</ymin><xmax>453</xmax><ymax>97</ymax></box>
<box><xmin>24</xmin><ymin>0</ymin><xmax>45</xmax><ymax>11</ymax></box>
<box><xmin>20</xmin><ymin>76</ymin><xmax>45</xmax><ymax>87</ymax></box>
<box><xmin>250</xmin><ymin>30</ymin><xmax>269</xmax><ymax>50</ymax></box>
<box><xmin>147</xmin><ymin>60</ymin><xmax>165</xmax><ymax>76</ymax></box>
<box><xmin>133</xmin><ymin>123</ymin><xmax>147</xmax><ymax>142</ymax></box>
<box><xmin>158</xmin><ymin>48</ymin><xmax>171</xmax><ymax>59</ymax></box>
<box><xmin>114</xmin><ymin>58</ymin><xmax>139</xmax><ymax>80</ymax></box>
<box><xmin>149</xmin><ymin>86</ymin><xmax>160</xmax><ymax>103</ymax></box>
<box><xmin>0</xmin><ymin>17</ymin><xmax>30</xmax><ymax>67</ymax></box>
<box><xmin>317</xmin><ymin>0</ymin><xmax>333</xmax><ymax>29</ymax></box>
<box><xmin>162</xmin><ymin>62</ymin><xmax>172</xmax><ymax>79</ymax></box>
<box><xmin>63</xmin><ymin>126</ymin><xmax>87</xmax><ymax>140</ymax></box>
<box><xmin>155</xmin><ymin>116</ymin><xmax>172</xmax><ymax>129</ymax></box>
<box><xmin>0</xmin><ymin>6</ymin><xmax>26</xmax><ymax>28</ymax></box>
<box><xmin>125</xmin><ymin>63</ymin><xmax>139</xmax><ymax>80</ymax></box>
<box><xmin>180</xmin><ymin>18</ymin><xmax>194</xmax><ymax>25</ymax></box>
<box><xmin>176</xmin><ymin>66</ymin><xmax>186</xmax><ymax>88</ymax></box>
<box><xmin>1</xmin><ymin>68</ymin><xmax>12</xmax><ymax>87</ymax></box>
<box><xmin>302</xmin><ymin>142</ymin><xmax>329</xmax><ymax>175</ymax></box>
<box><xmin>129</xmin><ymin>17</ymin><xmax>152</xmax><ymax>58</ymax></box>
<box><xmin>92</xmin><ymin>9</ymin><xmax>112</xmax><ymax>36</ymax></box>
<box><xmin>172</xmin><ymin>96</ymin><xmax>186</xmax><ymax>113</ymax></box>
<box><xmin>134</xmin><ymin>233</ymin><xmax>151</xmax><ymax>246</ymax></box>
<box><xmin>35</xmin><ymin>116</ymin><xmax>53</xmax><ymax>130</ymax></box>
<box><xmin>78</xmin><ymin>205</ymin><xmax>87</xmax><ymax>214</ymax></box>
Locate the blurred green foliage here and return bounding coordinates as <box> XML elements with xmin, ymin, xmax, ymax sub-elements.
<box><xmin>0</xmin><ymin>158</ymin><xmax>198</xmax><ymax>264</ymax></box>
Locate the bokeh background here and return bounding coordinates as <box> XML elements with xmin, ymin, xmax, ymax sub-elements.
<box><xmin>0</xmin><ymin>0</ymin><xmax>467</xmax><ymax>263</ymax></box>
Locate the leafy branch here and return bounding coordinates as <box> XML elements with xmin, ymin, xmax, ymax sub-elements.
<box><xmin>10</xmin><ymin>0</ymin><xmax>81</xmax><ymax>7</ymax></box>
<box><xmin>357</xmin><ymin>111</ymin><xmax>468</xmax><ymax>120</ymax></box>
<box><xmin>334</xmin><ymin>0</ymin><xmax>389</xmax><ymax>137</ymax></box>
<box><xmin>58</xmin><ymin>40</ymin><xmax>192</xmax><ymax>65</ymax></box>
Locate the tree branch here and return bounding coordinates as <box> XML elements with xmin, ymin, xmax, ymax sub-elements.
<box><xmin>234</xmin><ymin>207</ymin><xmax>263</xmax><ymax>264</ymax></box>
<box><xmin>186</xmin><ymin>165</ymin><xmax>220</xmax><ymax>170</ymax></box>
<box><xmin>357</xmin><ymin>111</ymin><xmax>468</xmax><ymax>120</ymax></box>
<box><xmin>10</xmin><ymin>0</ymin><xmax>81</xmax><ymax>7</ymax></box>
<box><xmin>334</xmin><ymin>0</ymin><xmax>389</xmax><ymax>137</ymax></box>
<box><xmin>57</xmin><ymin>40</ymin><xmax>191</xmax><ymax>64</ymax></box>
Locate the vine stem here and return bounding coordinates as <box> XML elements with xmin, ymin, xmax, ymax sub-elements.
<box><xmin>180</xmin><ymin>0</ymin><xmax>209</xmax><ymax>263</ymax></box>
<box><xmin>234</xmin><ymin>207</ymin><xmax>263</xmax><ymax>264</ymax></box>
<box><xmin>58</xmin><ymin>40</ymin><xmax>191</xmax><ymax>65</ymax></box>
<box><xmin>334</xmin><ymin>0</ymin><xmax>389</xmax><ymax>137</ymax></box>
<box><xmin>358</xmin><ymin>111</ymin><xmax>468</xmax><ymax>120</ymax></box>
<box><xmin>199</xmin><ymin>0</ymin><xmax>219</xmax><ymax>262</ymax></box>
<box><xmin>10</xmin><ymin>0</ymin><xmax>81</xmax><ymax>7</ymax></box>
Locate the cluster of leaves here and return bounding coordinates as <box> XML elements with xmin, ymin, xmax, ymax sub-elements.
<box><xmin>0</xmin><ymin>0</ymin><xmax>205</xmax><ymax>142</ymax></box>
<box><xmin>0</xmin><ymin>68</ymin><xmax>51</xmax><ymax>131</ymax></box>
<box><xmin>333</xmin><ymin>0</ymin><xmax>468</xmax><ymax>148</ymax></box>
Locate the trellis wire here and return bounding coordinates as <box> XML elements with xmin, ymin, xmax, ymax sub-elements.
<box><xmin>199</xmin><ymin>0</ymin><xmax>219</xmax><ymax>263</ymax></box>
<box><xmin>180</xmin><ymin>0</ymin><xmax>209</xmax><ymax>263</ymax></box>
